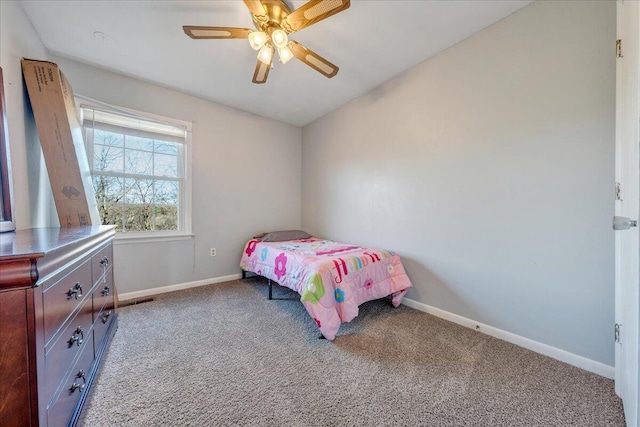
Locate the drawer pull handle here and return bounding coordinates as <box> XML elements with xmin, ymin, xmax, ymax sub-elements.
<box><xmin>69</xmin><ymin>326</ymin><xmax>84</xmax><ymax>347</ymax></box>
<box><xmin>102</xmin><ymin>310</ymin><xmax>113</xmax><ymax>324</ymax></box>
<box><xmin>100</xmin><ymin>257</ymin><xmax>109</xmax><ymax>267</ymax></box>
<box><xmin>70</xmin><ymin>382</ymin><xmax>85</xmax><ymax>393</ymax></box>
<box><xmin>67</xmin><ymin>283</ymin><xmax>83</xmax><ymax>300</ymax></box>
<box><xmin>102</xmin><ymin>285</ymin><xmax>110</xmax><ymax>296</ymax></box>
<box><xmin>70</xmin><ymin>371</ymin><xmax>86</xmax><ymax>393</ymax></box>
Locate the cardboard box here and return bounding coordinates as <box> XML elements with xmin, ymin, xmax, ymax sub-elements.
<box><xmin>22</xmin><ymin>59</ymin><xmax>99</xmax><ymax>227</ymax></box>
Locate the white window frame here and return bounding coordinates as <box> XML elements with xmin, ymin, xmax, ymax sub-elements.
<box><xmin>76</xmin><ymin>95</ymin><xmax>193</xmax><ymax>243</ymax></box>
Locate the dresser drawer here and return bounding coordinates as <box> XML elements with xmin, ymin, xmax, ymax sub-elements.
<box><xmin>46</xmin><ymin>329</ymin><xmax>94</xmax><ymax>427</ymax></box>
<box><xmin>91</xmin><ymin>243</ymin><xmax>113</xmax><ymax>286</ymax></box>
<box><xmin>94</xmin><ymin>300</ymin><xmax>115</xmax><ymax>354</ymax></box>
<box><xmin>93</xmin><ymin>268</ymin><xmax>114</xmax><ymax>319</ymax></box>
<box><xmin>42</xmin><ymin>258</ymin><xmax>92</xmax><ymax>346</ymax></box>
<box><xmin>44</xmin><ymin>296</ymin><xmax>93</xmax><ymax>403</ymax></box>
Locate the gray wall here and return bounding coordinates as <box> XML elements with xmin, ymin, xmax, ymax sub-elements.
<box><xmin>0</xmin><ymin>1</ymin><xmax>58</xmax><ymax>229</ymax></box>
<box><xmin>301</xmin><ymin>1</ymin><xmax>616</xmax><ymax>365</ymax></box>
<box><xmin>51</xmin><ymin>57</ymin><xmax>302</xmax><ymax>294</ymax></box>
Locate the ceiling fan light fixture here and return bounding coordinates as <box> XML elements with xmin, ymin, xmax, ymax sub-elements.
<box><xmin>257</xmin><ymin>44</ymin><xmax>274</xmax><ymax>65</ymax></box>
<box><xmin>278</xmin><ymin>45</ymin><xmax>294</xmax><ymax>64</ymax></box>
<box><xmin>271</xmin><ymin>29</ymin><xmax>288</xmax><ymax>48</ymax></box>
<box><xmin>184</xmin><ymin>0</ymin><xmax>351</xmax><ymax>84</ymax></box>
<box><xmin>248</xmin><ymin>31</ymin><xmax>268</xmax><ymax>50</ymax></box>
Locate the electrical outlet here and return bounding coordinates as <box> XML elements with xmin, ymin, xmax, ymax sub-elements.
<box><xmin>210</xmin><ymin>248</ymin><xmax>217</xmax><ymax>257</ymax></box>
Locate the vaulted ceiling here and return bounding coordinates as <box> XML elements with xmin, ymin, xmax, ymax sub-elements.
<box><xmin>20</xmin><ymin>0</ymin><xmax>532</xmax><ymax>126</ymax></box>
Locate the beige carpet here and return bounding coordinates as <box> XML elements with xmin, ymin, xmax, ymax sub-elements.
<box><xmin>83</xmin><ymin>279</ymin><xmax>625</xmax><ymax>426</ymax></box>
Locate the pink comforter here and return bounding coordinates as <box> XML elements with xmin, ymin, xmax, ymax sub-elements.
<box><xmin>240</xmin><ymin>237</ymin><xmax>413</xmax><ymax>340</ymax></box>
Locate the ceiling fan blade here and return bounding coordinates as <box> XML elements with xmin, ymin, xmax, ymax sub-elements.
<box><xmin>282</xmin><ymin>0</ymin><xmax>350</xmax><ymax>33</ymax></box>
<box><xmin>289</xmin><ymin>41</ymin><xmax>338</xmax><ymax>78</ymax></box>
<box><xmin>252</xmin><ymin>59</ymin><xmax>272</xmax><ymax>84</ymax></box>
<box><xmin>183</xmin><ymin>26</ymin><xmax>252</xmax><ymax>39</ymax></box>
<box><xmin>243</xmin><ymin>0</ymin><xmax>267</xmax><ymax>18</ymax></box>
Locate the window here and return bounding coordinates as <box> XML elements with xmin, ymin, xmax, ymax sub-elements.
<box><xmin>81</xmin><ymin>104</ymin><xmax>190</xmax><ymax>236</ymax></box>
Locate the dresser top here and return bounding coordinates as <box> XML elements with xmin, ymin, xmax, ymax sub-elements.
<box><xmin>0</xmin><ymin>226</ymin><xmax>115</xmax><ymax>259</ymax></box>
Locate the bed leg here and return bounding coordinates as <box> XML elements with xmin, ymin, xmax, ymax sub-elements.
<box><xmin>268</xmin><ymin>279</ymin><xmax>272</xmax><ymax>300</ymax></box>
<box><xmin>242</xmin><ymin>269</ymin><xmax>246</xmax><ymax>279</ymax></box>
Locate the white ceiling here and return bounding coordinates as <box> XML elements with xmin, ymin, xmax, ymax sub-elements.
<box><xmin>20</xmin><ymin>0</ymin><xmax>532</xmax><ymax>127</ymax></box>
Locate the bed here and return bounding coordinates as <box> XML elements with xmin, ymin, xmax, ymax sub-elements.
<box><xmin>239</xmin><ymin>232</ymin><xmax>413</xmax><ymax>340</ymax></box>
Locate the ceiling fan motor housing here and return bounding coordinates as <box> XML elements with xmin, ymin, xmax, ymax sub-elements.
<box><xmin>252</xmin><ymin>0</ymin><xmax>292</xmax><ymax>34</ymax></box>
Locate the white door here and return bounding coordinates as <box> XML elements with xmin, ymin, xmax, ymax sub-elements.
<box><xmin>615</xmin><ymin>1</ymin><xmax>639</xmax><ymax>426</ymax></box>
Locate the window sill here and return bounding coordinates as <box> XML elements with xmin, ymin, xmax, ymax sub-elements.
<box><xmin>113</xmin><ymin>233</ymin><xmax>194</xmax><ymax>245</ymax></box>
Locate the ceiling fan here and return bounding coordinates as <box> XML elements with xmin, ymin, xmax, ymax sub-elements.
<box><xmin>183</xmin><ymin>0</ymin><xmax>350</xmax><ymax>84</ymax></box>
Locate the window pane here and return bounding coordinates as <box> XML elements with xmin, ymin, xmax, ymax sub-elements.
<box><xmin>124</xmin><ymin>177</ymin><xmax>154</xmax><ymax>232</ymax></box>
<box><xmin>94</xmin><ymin>129</ymin><xmax>123</xmax><ymax>147</ymax></box>
<box><xmin>154</xmin><ymin>141</ymin><xmax>178</xmax><ymax>155</ymax></box>
<box><xmin>155</xmin><ymin>180</ymin><xmax>178</xmax><ymax>205</ymax></box>
<box><xmin>94</xmin><ymin>175</ymin><xmax>124</xmax><ymax>202</ymax></box>
<box><xmin>154</xmin><ymin>205</ymin><xmax>178</xmax><ymax>231</ymax></box>
<box><xmin>101</xmin><ymin>203</ymin><xmax>124</xmax><ymax>230</ymax></box>
<box><xmin>125</xmin><ymin>149</ymin><xmax>153</xmax><ymax>175</ymax></box>
<box><xmin>94</xmin><ymin>144</ymin><xmax>124</xmax><ymax>173</ymax></box>
<box><xmin>124</xmin><ymin>204</ymin><xmax>153</xmax><ymax>232</ymax></box>
<box><xmin>93</xmin><ymin>176</ymin><xmax>124</xmax><ymax>230</ymax></box>
<box><xmin>155</xmin><ymin>180</ymin><xmax>179</xmax><ymax>231</ymax></box>
<box><xmin>154</xmin><ymin>153</ymin><xmax>178</xmax><ymax>178</ymax></box>
<box><xmin>126</xmin><ymin>135</ymin><xmax>154</xmax><ymax>151</ymax></box>
<box><xmin>124</xmin><ymin>178</ymin><xmax>154</xmax><ymax>204</ymax></box>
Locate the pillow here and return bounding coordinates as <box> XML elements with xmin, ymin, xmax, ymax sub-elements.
<box><xmin>254</xmin><ymin>230</ymin><xmax>312</xmax><ymax>242</ymax></box>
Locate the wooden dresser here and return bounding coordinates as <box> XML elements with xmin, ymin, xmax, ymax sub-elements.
<box><xmin>0</xmin><ymin>226</ymin><xmax>118</xmax><ymax>427</ymax></box>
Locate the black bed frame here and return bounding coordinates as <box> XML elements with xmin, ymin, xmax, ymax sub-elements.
<box><xmin>242</xmin><ymin>269</ymin><xmax>273</xmax><ymax>300</ymax></box>
<box><xmin>241</xmin><ymin>269</ymin><xmax>327</xmax><ymax>339</ymax></box>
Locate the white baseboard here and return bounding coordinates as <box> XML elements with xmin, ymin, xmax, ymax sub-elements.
<box><xmin>118</xmin><ymin>273</ymin><xmax>242</xmax><ymax>303</ymax></box>
<box><xmin>402</xmin><ymin>298</ymin><xmax>615</xmax><ymax>379</ymax></box>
